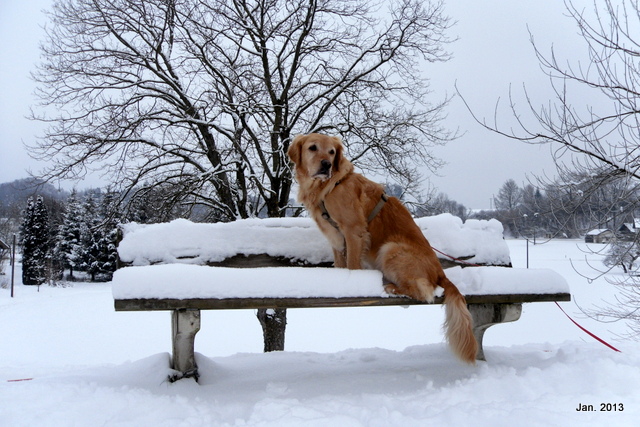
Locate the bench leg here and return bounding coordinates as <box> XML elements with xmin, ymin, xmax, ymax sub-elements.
<box><xmin>170</xmin><ymin>309</ymin><xmax>201</xmax><ymax>382</ymax></box>
<box><xmin>468</xmin><ymin>303</ymin><xmax>522</xmax><ymax>361</ymax></box>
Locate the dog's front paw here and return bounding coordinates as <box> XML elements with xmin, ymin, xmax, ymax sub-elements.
<box><xmin>384</xmin><ymin>283</ymin><xmax>401</xmax><ymax>296</ymax></box>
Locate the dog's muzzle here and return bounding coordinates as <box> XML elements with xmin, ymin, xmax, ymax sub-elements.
<box><xmin>314</xmin><ymin>160</ymin><xmax>332</xmax><ymax>179</ymax></box>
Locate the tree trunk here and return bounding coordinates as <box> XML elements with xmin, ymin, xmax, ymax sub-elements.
<box><xmin>256</xmin><ymin>308</ymin><xmax>287</xmax><ymax>352</ymax></box>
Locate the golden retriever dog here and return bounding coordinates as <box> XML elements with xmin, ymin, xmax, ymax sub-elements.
<box><xmin>288</xmin><ymin>133</ymin><xmax>478</xmax><ymax>363</ymax></box>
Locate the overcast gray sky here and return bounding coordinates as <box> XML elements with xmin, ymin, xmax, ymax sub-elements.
<box><xmin>0</xmin><ymin>0</ymin><xmax>590</xmax><ymax>209</ymax></box>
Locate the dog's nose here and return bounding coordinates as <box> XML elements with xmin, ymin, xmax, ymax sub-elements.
<box><xmin>320</xmin><ymin>159</ymin><xmax>331</xmax><ymax>171</ymax></box>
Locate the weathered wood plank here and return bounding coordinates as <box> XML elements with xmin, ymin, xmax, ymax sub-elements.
<box><xmin>119</xmin><ymin>252</ymin><xmax>502</xmax><ymax>269</ymax></box>
<box><xmin>206</xmin><ymin>254</ymin><xmax>334</xmax><ymax>268</ymax></box>
<box><xmin>114</xmin><ymin>292</ymin><xmax>571</xmax><ymax>311</ymax></box>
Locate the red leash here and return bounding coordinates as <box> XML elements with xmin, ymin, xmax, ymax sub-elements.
<box><xmin>432</xmin><ymin>247</ymin><xmax>482</xmax><ymax>267</ymax></box>
<box><xmin>433</xmin><ymin>246</ymin><xmax>622</xmax><ymax>353</ymax></box>
<box><xmin>554</xmin><ymin>302</ymin><xmax>621</xmax><ymax>352</ymax></box>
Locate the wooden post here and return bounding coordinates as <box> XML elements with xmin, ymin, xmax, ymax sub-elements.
<box><xmin>257</xmin><ymin>308</ymin><xmax>287</xmax><ymax>352</ymax></box>
<box><xmin>10</xmin><ymin>235</ymin><xmax>16</xmax><ymax>298</ymax></box>
<box><xmin>170</xmin><ymin>309</ymin><xmax>201</xmax><ymax>382</ymax></box>
<box><xmin>468</xmin><ymin>303</ymin><xmax>522</xmax><ymax>361</ymax></box>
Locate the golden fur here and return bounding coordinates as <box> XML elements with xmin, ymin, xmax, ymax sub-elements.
<box><xmin>288</xmin><ymin>133</ymin><xmax>478</xmax><ymax>363</ymax></box>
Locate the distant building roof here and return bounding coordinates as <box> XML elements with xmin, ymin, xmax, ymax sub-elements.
<box><xmin>0</xmin><ymin>238</ymin><xmax>10</xmax><ymax>251</ymax></box>
<box><xmin>586</xmin><ymin>229</ymin><xmax>611</xmax><ymax>236</ymax></box>
<box><xmin>620</xmin><ymin>223</ymin><xmax>639</xmax><ymax>233</ymax></box>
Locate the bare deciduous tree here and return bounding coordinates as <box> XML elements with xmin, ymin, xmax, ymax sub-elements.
<box><xmin>604</xmin><ymin>240</ymin><xmax>640</xmax><ymax>274</ymax></box>
<box><xmin>494</xmin><ymin>179</ymin><xmax>522</xmax><ymax>212</ymax></box>
<box><xmin>463</xmin><ymin>0</ymin><xmax>640</xmax><ymax>337</ymax></box>
<box><xmin>463</xmin><ymin>0</ymin><xmax>640</xmax><ymax>215</ymax></box>
<box><xmin>32</xmin><ymin>0</ymin><xmax>455</xmax><ymax>221</ymax></box>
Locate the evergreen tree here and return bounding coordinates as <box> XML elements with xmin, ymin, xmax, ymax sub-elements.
<box><xmin>53</xmin><ymin>189</ymin><xmax>83</xmax><ymax>280</ymax></box>
<box><xmin>73</xmin><ymin>191</ymin><xmax>119</xmax><ymax>282</ymax></box>
<box><xmin>93</xmin><ymin>191</ymin><xmax>120</xmax><ymax>281</ymax></box>
<box><xmin>21</xmin><ymin>196</ymin><xmax>51</xmax><ymax>286</ymax></box>
<box><xmin>77</xmin><ymin>193</ymin><xmax>100</xmax><ymax>280</ymax></box>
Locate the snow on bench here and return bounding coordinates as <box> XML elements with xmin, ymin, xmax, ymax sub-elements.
<box><xmin>112</xmin><ymin>264</ymin><xmax>568</xmax><ymax>303</ymax></box>
<box><xmin>112</xmin><ymin>216</ymin><xmax>570</xmax><ymax>382</ymax></box>
<box><xmin>116</xmin><ymin>214</ymin><xmax>512</xmax><ymax>268</ymax></box>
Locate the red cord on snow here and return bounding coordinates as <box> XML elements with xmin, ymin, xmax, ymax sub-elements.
<box><xmin>554</xmin><ymin>302</ymin><xmax>621</xmax><ymax>353</ymax></box>
<box><xmin>433</xmin><ymin>246</ymin><xmax>622</xmax><ymax>353</ymax></box>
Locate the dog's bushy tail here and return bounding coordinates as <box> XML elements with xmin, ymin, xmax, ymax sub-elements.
<box><xmin>440</xmin><ymin>277</ymin><xmax>477</xmax><ymax>364</ymax></box>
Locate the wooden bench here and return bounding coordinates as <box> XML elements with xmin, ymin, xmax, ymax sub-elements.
<box><xmin>113</xmin><ymin>216</ymin><xmax>570</xmax><ymax>382</ymax></box>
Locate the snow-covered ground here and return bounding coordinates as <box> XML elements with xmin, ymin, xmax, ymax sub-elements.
<box><xmin>1</xmin><ymin>239</ymin><xmax>638</xmax><ymax>426</ymax></box>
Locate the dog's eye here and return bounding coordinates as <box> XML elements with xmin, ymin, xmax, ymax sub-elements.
<box><xmin>309</xmin><ymin>145</ymin><xmax>317</xmax><ymax>151</ymax></box>
<box><xmin>329</xmin><ymin>149</ymin><xmax>335</xmax><ymax>155</ymax></box>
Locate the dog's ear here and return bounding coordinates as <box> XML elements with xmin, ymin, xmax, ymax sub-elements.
<box><xmin>287</xmin><ymin>134</ymin><xmax>306</xmax><ymax>166</ymax></box>
<box><xmin>331</xmin><ymin>136</ymin><xmax>343</xmax><ymax>172</ymax></box>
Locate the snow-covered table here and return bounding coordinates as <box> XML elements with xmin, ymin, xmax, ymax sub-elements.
<box><xmin>113</xmin><ymin>216</ymin><xmax>570</xmax><ymax>382</ymax></box>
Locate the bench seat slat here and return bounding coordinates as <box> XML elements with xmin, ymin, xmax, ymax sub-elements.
<box><xmin>114</xmin><ymin>292</ymin><xmax>571</xmax><ymax>311</ymax></box>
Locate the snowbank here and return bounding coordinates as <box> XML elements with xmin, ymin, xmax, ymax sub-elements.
<box><xmin>111</xmin><ymin>264</ymin><xmax>568</xmax><ymax>300</ymax></box>
<box><xmin>2</xmin><ymin>239</ymin><xmax>638</xmax><ymax>427</ymax></box>
<box><xmin>117</xmin><ymin>214</ymin><xmax>511</xmax><ymax>267</ymax></box>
